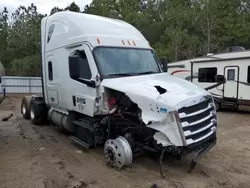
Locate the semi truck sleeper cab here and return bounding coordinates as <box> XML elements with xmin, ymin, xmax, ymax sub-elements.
<box><xmin>21</xmin><ymin>11</ymin><xmax>217</xmax><ymax>175</ymax></box>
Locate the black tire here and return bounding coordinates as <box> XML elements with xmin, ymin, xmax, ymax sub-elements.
<box><xmin>21</xmin><ymin>96</ymin><xmax>32</xmax><ymax>119</ymax></box>
<box><xmin>30</xmin><ymin>98</ymin><xmax>47</xmax><ymax>125</ymax></box>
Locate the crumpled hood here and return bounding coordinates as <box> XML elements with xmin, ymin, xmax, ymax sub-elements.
<box><xmin>101</xmin><ymin>72</ymin><xmax>209</xmax><ymax>108</ymax></box>
<box><xmin>101</xmin><ymin>72</ymin><xmax>212</xmax><ymax>147</ymax></box>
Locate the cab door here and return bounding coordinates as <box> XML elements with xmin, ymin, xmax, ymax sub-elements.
<box><xmin>45</xmin><ymin>54</ymin><xmax>59</xmax><ymax>107</ymax></box>
<box><xmin>68</xmin><ymin>43</ymin><xmax>99</xmax><ymax>117</ymax></box>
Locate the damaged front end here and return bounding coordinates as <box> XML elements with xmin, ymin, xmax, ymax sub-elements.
<box><xmin>99</xmin><ymin>74</ymin><xmax>217</xmax><ymax>174</ymax></box>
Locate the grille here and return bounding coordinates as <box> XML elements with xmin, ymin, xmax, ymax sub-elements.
<box><xmin>178</xmin><ymin>96</ymin><xmax>217</xmax><ymax>146</ymax></box>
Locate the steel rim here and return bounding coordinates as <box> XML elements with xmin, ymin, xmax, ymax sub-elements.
<box><xmin>104</xmin><ymin>136</ymin><xmax>133</xmax><ymax>170</ymax></box>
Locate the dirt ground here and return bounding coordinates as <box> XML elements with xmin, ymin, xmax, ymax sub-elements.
<box><xmin>0</xmin><ymin>96</ymin><xmax>250</xmax><ymax>188</ymax></box>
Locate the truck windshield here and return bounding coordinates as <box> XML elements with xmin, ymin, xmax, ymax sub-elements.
<box><xmin>93</xmin><ymin>47</ymin><xmax>161</xmax><ymax>77</ymax></box>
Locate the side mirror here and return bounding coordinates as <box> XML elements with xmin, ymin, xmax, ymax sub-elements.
<box><xmin>215</xmin><ymin>75</ymin><xmax>226</xmax><ymax>83</ymax></box>
<box><xmin>161</xmin><ymin>57</ymin><xmax>168</xmax><ymax>72</ymax></box>
<box><xmin>68</xmin><ymin>55</ymin><xmax>96</xmax><ymax>88</ymax></box>
<box><xmin>69</xmin><ymin>55</ymin><xmax>81</xmax><ymax>79</ymax></box>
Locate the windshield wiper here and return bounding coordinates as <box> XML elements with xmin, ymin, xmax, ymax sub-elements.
<box><xmin>107</xmin><ymin>71</ymin><xmax>157</xmax><ymax>77</ymax></box>
<box><xmin>137</xmin><ymin>71</ymin><xmax>158</xmax><ymax>75</ymax></box>
<box><xmin>107</xmin><ymin>73</ymin><xmax>136</xmax><ymax>77</ymax></box>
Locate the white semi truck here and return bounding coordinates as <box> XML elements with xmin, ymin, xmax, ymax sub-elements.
<box><xmin>21</xmin><ymin>11</ymin><xmax>218</xmax><ymax>174</ymax></box>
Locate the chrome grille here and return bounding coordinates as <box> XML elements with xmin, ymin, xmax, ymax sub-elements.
<box><xmin>178</xmin><ymin>96</ymin><xmax>217</xmax><ymax>146</ymax></box>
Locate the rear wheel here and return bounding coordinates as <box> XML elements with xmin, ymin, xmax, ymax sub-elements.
<box><xmin>21</xmin><ymin>96</ymin><xmax>32</xmax><ymax>119</ymax></box>
<box><xmin>30</xmin><ymin>97</ymin><xmax>48</xmax><ymax>125</ymax></box>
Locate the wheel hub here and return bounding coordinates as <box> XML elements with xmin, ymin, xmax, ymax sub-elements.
<box><xmin>104</xmin><ymin>136</ymin><xmax>133</xmax><ymax>170</ymax></box>
<box><xmin>107</xmin><ymin>149</ymin><xmax>115</xmax><ymax>161</ymax></box>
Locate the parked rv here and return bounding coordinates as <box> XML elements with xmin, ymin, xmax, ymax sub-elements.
<box><xmin>0</xmin><ymin>61</ymin><xmax>5</xmax><ymax>102</ymax></box>
<box><xmin>167</xmin><ymin>49</ymin><xmax>250</xmax><ymax>111</ymax></box>
<box><xmin>20</xmin><ymin>11</ymin><xmax>218</xmax><ymax>174</ymax></box>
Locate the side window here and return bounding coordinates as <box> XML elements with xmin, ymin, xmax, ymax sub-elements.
<box><xmin>47</xmin><ymin>24</ymin><xmax>55</xmax><ymax>43</ymax></box>
<box><xmin>69</xmin><ymin>50</ymin><xmax>92</xmax><ymax>80</ymax></box>
<box><xmin>78</xmin><ymin>51</ymin><xmax>91</xmax><ymax>80</ymax></box>
<box><xmin>198</xmin><ymin>67</ymin><xmax>217</xmax><ymax>82</ymax></box>
<box><xmin>227</xmin><ymin>69</ymin><xmax>235</xmax><ymax>80</ymax></box>
<box><xmin>48</xmin><ymin>61</ymin><xmax>53</xmax><ymax>81</ymax></box>
<box><xmin>248</xmin><ymin>66</ymin><xmax>250</xmax><ymax>83</ymax></box>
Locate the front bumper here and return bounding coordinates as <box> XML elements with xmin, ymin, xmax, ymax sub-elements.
<box><xmin>183</xmin><ymin>132</ymin><xmax>216</xmax><ymax>154</ymax></box>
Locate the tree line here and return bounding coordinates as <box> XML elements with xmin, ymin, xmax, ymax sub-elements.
<box><xmin>0</xmin><ymin>0</ymin><xmax>250</xmax><ymax>76</ymax></box>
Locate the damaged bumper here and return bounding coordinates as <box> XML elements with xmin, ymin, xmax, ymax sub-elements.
<box><xmin>150</xmin><ymin>94</ymin><xmax>217</xmax><ymax>150</ymax></box>
<box><xmin>183</xmin><ymin>132</ymin><xmax>216</xmax><ymax>154</ymax></box>
<box><xmin>187</xmin><ymin>132</ymin><xmax>216</xmax><ymax>172</ymax></box>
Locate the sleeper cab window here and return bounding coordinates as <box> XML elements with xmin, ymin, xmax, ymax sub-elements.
<box><xmin>227</xmin><ymin>69</ymin><xmax>235</xmax><ymax>81</ymax></box>
<box><xmin>48</xmin><ymin>61</ymin><xmax>53</xmax><ymax>81</ymax></box>
<box><xmin>248</xmin><ymin>66</ymin><xmax>250</xmax><ymax>83</ymax></box>
<box><xmin>198</xmin><ymin>67</ymin><xmax>217</xmax><ymax>82</ymax></box>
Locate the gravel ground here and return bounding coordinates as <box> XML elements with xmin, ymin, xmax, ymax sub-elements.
<box><xmin>0</xmin><ymin>95</ymin><xmax>250</xmax><ymax>188</ymax></box>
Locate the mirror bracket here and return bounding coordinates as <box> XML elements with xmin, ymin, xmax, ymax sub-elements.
<box><xmin>161</xmin><ymin>57</ymin><xmax>168</xmax><ymax>72</ymax></box>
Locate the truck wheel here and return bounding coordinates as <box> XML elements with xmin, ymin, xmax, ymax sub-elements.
<box><xmin>30</xmin><ymin>98</ymin><xmax>47</xmax><ymax>125</ymax></box>
<box><xmin>104</xmin><ymin>136</ymin><xmax>133</xmax><ymax>170</ymax></box>
<box><xmin>21</xmin><ymin>96</ymin><xmax>32</xmax><ymax>119</ymax></box>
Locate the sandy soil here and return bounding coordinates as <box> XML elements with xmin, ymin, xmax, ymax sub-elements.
<box><xmin>0</xmin><ymin>95</ymin><xmax>250</xmax><ymax>188</ymax></box>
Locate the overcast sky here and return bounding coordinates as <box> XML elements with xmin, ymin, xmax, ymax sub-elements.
<box><xmin>0</xmin><ymin>0</ymin><xmax>92</xmax><ymax>14</ymax></box>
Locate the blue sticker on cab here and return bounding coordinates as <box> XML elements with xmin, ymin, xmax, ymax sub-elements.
<box><xmin>160</xmin><ymin>108</ymin><xmax>168</xmax><ymax>113</ymax></box>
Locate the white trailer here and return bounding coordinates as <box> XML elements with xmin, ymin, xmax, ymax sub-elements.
<box><xmin>0</xmin><ymin>61</ymin><xmax>5</xmax><ymax>102</ymax></box>
<box><xmin>167</xmin><ymin>50</ymin><xmax>250</xmax><ymax>111</ymax></box>
<box><xmin>20</xmin><ymin>11</ymin><xmax>218</xmax><ymax>174</ymax></box>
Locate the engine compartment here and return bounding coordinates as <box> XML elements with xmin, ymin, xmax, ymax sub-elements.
<box><xmin>102</xmin><ymin>89</ymin><xmax>155</xmax><ymax>151</ymax></box>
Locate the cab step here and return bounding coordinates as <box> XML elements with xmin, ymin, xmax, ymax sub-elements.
<box><xmin>69</xmin><ymin>136</ymin><xmax>90</xmax><ymax>149</ymax></box>
<box><xmin>71</xmin><ymin>118</ymin><xmax>96</xmax><ymax>148</ymax></box>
